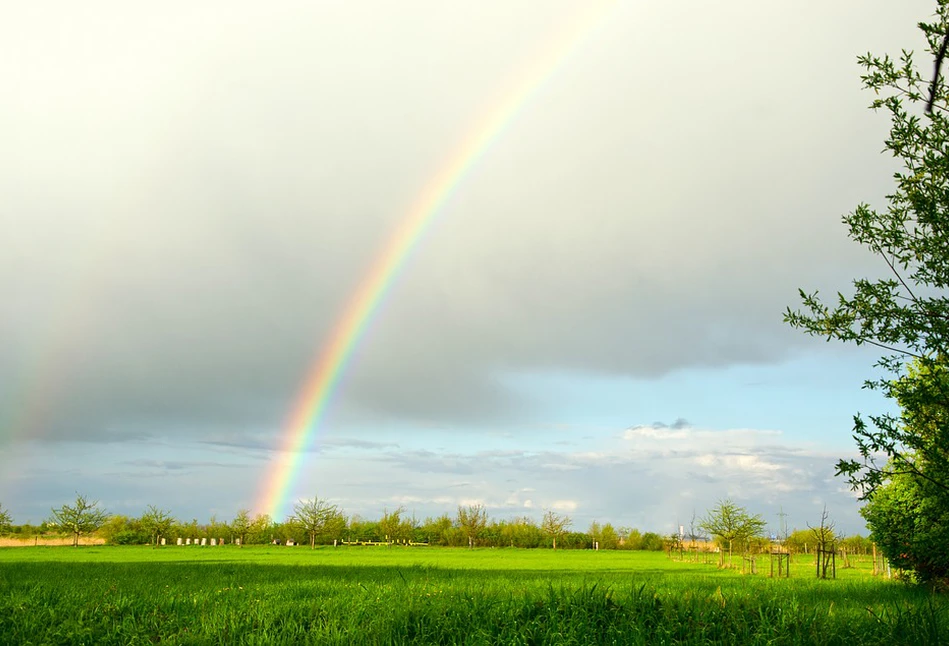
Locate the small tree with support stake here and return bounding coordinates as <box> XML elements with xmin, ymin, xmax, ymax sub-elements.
<box><xmin>810</xmin><ymin>506</ymin><xmax>837</xmax><ymax>579</ymax></box>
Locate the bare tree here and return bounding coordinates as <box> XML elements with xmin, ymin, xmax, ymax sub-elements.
<box><xmin>809</xmin><ymin>505</ymin><xmax>837</xmax><ymax>579</ymax></box>
<box><xmin>541</xmin><ymin>510</ymin><xmax>572</xmax><ymax>550</ymax></box>
<box><xmin>456</xmin><ymin>504</ymin><xmax>487</xmax><ymax>549</ymax></box>
<box><xmin>49</xmin><ymin>493</ymin><xmax>108</xmax><ymax>547</ymax></box>
<box><xmin>686</xmin><ymin>509</ymin><xmax>705</xmax><ymax>560</ymax></box>
<box><xmin>291</xmin><ymin>496</ymin><xmax>341</xmax><ymax>549</ymax></box>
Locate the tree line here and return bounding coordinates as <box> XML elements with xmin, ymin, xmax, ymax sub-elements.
<box><xmin>0</xmin><ymin>495</ymin><xmax>869</xmax><ymax>557</ymax></box>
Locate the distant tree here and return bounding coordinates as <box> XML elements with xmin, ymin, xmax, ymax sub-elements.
<box><xmin>640</xmin><ymin>532</ymin><xmax>665</xmax><ymax>551</ymax></box>
<box><xmin>379</xmin><ymin>507</ymin><xmax>408</xmax><ymax>544</ymax></box>
<box><xmin>500</xmin><ymin>516</ymin><xmax>542</xmax><ymax>548</ymax></box>
<box><xmin>140</xmin><ymin>505</ymin><xmax>175</xmax><ymax>546</ymax></box>
<box><xmin>49</xmin><ymin>493</ymin><xmax>108</xmax><ymax>547</ymax></box>
<box><xmin>291</xmin><ymin>496</ymin><xmax>341</xmax><ymax>549</ymax></box>
<box><xmin>589</xmin><ymin>522</ymin><xmax>621</xmax><ymax>550</ymax></box>
<box><xmin>98</xmin><ymin>515</ymin><xmax>138</xmax><ymax>545</ymax></box>
<box><xmin>457</xmin><ymin>504</ymin><xmax>488</xmax><ymax>549</ymax></box>
<box><xmin>248</xmin><ymin>514</ymin><xmax>273</xmax><ymax>544</ymax></box>
<box><xmin>347</xmin><ymin>514</ymin><xmax>381</xmax><ymax>543</ymax></box>
<box><xmin>599</xmin><ymin>523</ymin><xmax>620</xmax><ymax>550</ymax></box>
<box><xmin>0</xmin><ymin>503</ymin><xmax>11</xmax><ymax>534</ymax></box>
<box><xmin>421</xmin><ymin>514</ymin><xmax>455</xmax><ymax>546</ymax></box>
<box><xmin>400</xmin><ymin>512</ymin><xmax>420</xmax><ymax>544</ymax></box>
<box><xmin>588</xmin><ymin>521</ymin><xmax>604</xmax><ymax>549</ymax></box>
<box><xmin>231</xmin><ymin>509</ymin><xmax>252</xmax><ymax>546</ymax></box>
<box><xmin>541</xmin><ymin>510</ymin><xmax>572</xmax><ymax>550</ymax></box>
<box><xmin>619</xmin><ymin>528</ymin><xmax>643</xmax><ymax>550</ymax></box>
<box><xmin>699</xmin><ymin>499</ymin><xmax>766</xmax><ymax>567</ymax></box>
<box><xmin>178</xmin><ymin>518</ymin><xmax>201</xmax><ymax>542</ymax></box>
<box><xmin>687</xmin><ymin>510</ymin><xmax>703</xmax><ymax>548</ymax></box>
<box><xmin>838</xmin><ymin>534</ymin><xmax>873</xmax><ymax>556</ymax></box>
<box><xmin>559</xmin><ymin>531</ymin><xmax>591</xmax><ymax>549</ymax></box>
<box><xmin>206</xmin><ymin>515</ymin><xmax>228</xmax><ymax>541</ymax></box>
<box><xmin>784</xmin><ymin>529</ymin><xmax>814</xmax><ymax>555</ymax></box>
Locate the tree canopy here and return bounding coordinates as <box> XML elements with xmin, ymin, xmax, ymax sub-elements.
<box><xmin>48</xmin><ymin>493</ymin><xmax>108</xmax><ymax>547</ymax></box>
<box><xmin>0</xmin><ymin>503</ymin><xmax>11</xmax><ymax>534</ymax></box>
<box><xmin>140</xmin><ymin>505</ymin><xmax>175</xmax><ymax>546</ymax></box>
<box><xmin>456</xmin><ymin>504</ymin><xmax>487</xmax><ymax>548</ymax></box>
<box><xmin>291</xmin><ymin>496</ymin><xmax>343</xmax><ymax>549</ymax></box>
<box><xmin>785</xmin><ymin>4</ymin><xmax>949</xmax><ymax>584</ymax></box>
<box><xmin>541</xmin><ymin>510</ymin><xmax>572</xmax><ymax>550</ymax></box>
<box><xmin>699</xmin><ymin>500</ymin><xmax>765</xmax><ymax>566</ymax></box>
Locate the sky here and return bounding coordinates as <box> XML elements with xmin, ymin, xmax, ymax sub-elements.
<box><xmin>0</xmin><ymin>0</ymin><xmax>935</xmax><ymax>536</ymax></box>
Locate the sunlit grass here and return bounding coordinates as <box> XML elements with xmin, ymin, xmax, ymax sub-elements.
<box><xmin>0</xmin><ymin>546</ymin><xmax>944</xmax><ymax>644</ymax></box>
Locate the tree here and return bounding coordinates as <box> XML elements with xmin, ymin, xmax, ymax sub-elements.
<box><xmin>599</xmin><ymin>523</ymin><xmax>620</xmax><ymax>550</ymax></box>
<box><xmin>456</xmin><ymin>504</ymin><xmax>488</xmax><ymax>549</ymax></box>
<box><xmin>231</xmin><ymin>509</ymin><xmax>252</xmax><ymax>547</ymax></box>
<box><xmin>640</xmin><ymin>531</ymin><xmax>665</xmax><ymax>551</ymax></box>
<box><xmin>860</xmin><ymin>469</ymin><xmax>949</xmax><ymax>583</ymax></box>
<box><xmin>501</xmin><ymin>516</ymin><xmax>543</xmax><ymax>548</ymax></box>
<box><xmin>49</xmin><ymin>493</ymin><xmax>108</xmax><ymax>547</ymax></box>
<box><xmin>206</xmin><ymin>514</ymin><xmax>228</xmax><ymax>542</ymax></box>
<box><xmin>784</xmin><ymin>6</ymin><xmax>949</xmax><ymax>584</ymax></box>
<box><xmin>245</xmin><ymin>513</ymin><xmax>274</xmax><ymax>544</ymax></box>
<box><xmin>699</xmin><ymin>499</ymin><xmax>765</xmax><ymax>567</ymax></box>
<box><xmin>421</xmin><ymin>514</ymin><xmax>454</xmax><ymax>546</ymax></box>
<box><xmin>808</xmin><ymin>507</ymin><xmax>837</xmax><ymax>553</ymax></box>
<box><xmin>290</xmin><ymin>496</ymin><xmax>341</xmax><ymax>549</ymax></box>
<box><xmin>139</xmin><ymin>505</ymin><xmax>175</xmax><ymax>546</ymax></box>
<box><xmin>0</xmin><ymin>503</ymin><xmax>11</xmax><ymax>535</ymax></box>
<box><xmin>541</xmin><ymin>510</ymin><xmax>571</xmax><ymax>549</ymax></box>
<box><xmin>98</xmin><ymin>515</ymin><xmax>144</xmax><ymax>545</ymax></box>
<box><xmin>379</xmin><ymin>506</ymin><xmax>407</xmax><ymax>544</ymax></box>
<box><xmin>838</xmin><ymin>534</ymin><xmax>873</xmax><ymax>556</ymax></box>
<box><xmin>809</xmin><ymin>506</ymin><xmax>837</xmax><ymax>579</ymax></box>
<box><xmin>785</xmin><ymin>529</ymin><xmax>814</xmax><ymax>555</ymax></box>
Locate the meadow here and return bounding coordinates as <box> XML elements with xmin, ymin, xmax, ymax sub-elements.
<box><xmin>0</xmin><ymin>546</ymin><xmax>946</xmax><ymax>645</ymax></box>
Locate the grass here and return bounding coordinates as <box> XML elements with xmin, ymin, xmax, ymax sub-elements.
<box><xmin>0</xmin><ymin>546</ymin><xmax>945</xmax><ymax>644</ymax></box>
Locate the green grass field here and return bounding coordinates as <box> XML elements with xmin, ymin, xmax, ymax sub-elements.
<box><xmin>0</xmin><ymin>546</ymin><xmax>945</xmax><ymax>644</ymax></box>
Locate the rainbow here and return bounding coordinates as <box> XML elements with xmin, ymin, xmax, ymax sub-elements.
<box><xmin>257</xmin><ymin>2</ymin><xmax>615</xmax><ymax>520</ymax></box>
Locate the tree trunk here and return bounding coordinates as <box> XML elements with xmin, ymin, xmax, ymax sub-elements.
<box><xmin>311</xmin><ymin>534</ymin><xmax>315</xmax><ymax>549</ymax></box>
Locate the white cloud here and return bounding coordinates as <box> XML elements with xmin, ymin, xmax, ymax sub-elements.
<box><xmin>550</xmin><ymin>500</ymin><xmax>579</xmax><ymax>513</ymax></box>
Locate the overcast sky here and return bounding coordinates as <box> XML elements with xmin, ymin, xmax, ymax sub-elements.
<box><xmin>0</xmin><ymin>1</ymin><xmax>935</xmax><ymax>535</ymax></box>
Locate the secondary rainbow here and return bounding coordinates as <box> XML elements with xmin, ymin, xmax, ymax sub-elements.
<box><xmin>258</xmin><ymin>2</ymin><xmax>615</xmax><ymax>520</ymax></box>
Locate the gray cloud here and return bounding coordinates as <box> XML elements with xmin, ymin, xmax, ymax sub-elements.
<box><xmin>0</xmin><ymin>1</ymin><xmax>931</xmax><ymax>445</ymax></box>
<box><xmin>0</xmin><ymin>422</ymin><xmax>869</xmax><ymax>533</ymax></box>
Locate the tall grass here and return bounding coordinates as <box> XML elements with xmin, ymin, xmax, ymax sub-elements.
<box><xmin>0</xmin><ymin>547</ymin><xmax>944</xmax><ymax>644</ymax></box>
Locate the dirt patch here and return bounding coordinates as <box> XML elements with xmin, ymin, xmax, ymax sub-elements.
<box><xmin>0</xmin><ymin>536</ymin><xmax>106</xmax><ymax>547</ymax></box>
